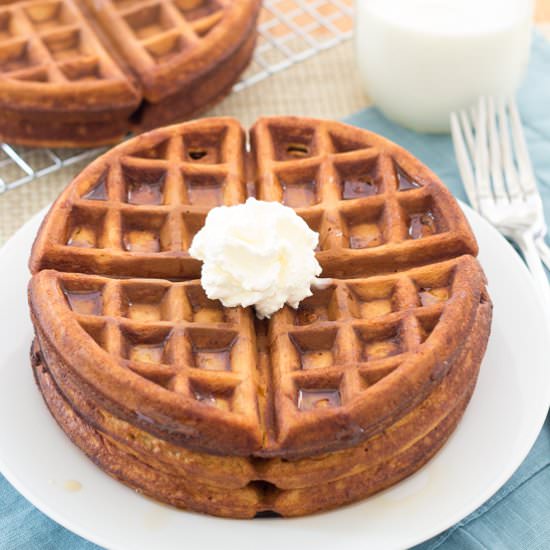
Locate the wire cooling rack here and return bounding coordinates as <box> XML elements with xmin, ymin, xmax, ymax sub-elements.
<box><xmin>0</xmin><ymin>0</ymin><xmax>353</xmax><ymax>194</ymax></box>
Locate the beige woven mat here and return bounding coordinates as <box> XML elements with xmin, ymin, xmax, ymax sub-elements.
<box><xmin>1</xmin><ymin>8</ymin><xmax>549</xmax><ymax>246</ymax></box>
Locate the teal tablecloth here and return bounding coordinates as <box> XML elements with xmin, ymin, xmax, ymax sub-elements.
<box><xmin>2</xmin><ymin>32</ymin><xmax>550</xmax><ymax>550</ymax></box>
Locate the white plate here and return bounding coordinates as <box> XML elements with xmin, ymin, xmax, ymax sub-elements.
<box><xmin>1</xmin><ymin>205</ymin><xmax>549</xmax><ymax>550</ymax></box>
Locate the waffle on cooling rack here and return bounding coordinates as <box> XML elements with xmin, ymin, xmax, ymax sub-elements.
<box><xmin>0</xmin><ymin>0</ymin><xmax>259</xmax><ymax>147</ymax></box>
<box><xmin>28</xmin><ymin>117</ymin><xmax>492</xmax><ymax>517</ymax></box>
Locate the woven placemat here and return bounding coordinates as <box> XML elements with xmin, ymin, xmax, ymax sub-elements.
<box><xmin>1</xmin><ymin>4</ymin><xmax>549</xmax><ymax>246</ymax></box>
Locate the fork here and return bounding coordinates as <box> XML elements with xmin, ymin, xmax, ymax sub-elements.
<box><xmin>451</xmin><ymin>96</ymin><xmax>550</xmax><ymax>309</ymax></box>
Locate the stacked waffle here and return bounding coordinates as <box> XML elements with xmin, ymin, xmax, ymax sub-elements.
<box><xmin>28</xmin><ymin>117</ymin><xmax>492</xmax><ymax>517</ymax></box>
<box><xmin>0</xmin><ymin>0</ymin><xmax>260</xmax><ymax>146</ymax></box>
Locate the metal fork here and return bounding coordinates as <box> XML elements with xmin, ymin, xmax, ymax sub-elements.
<box><xmin>451</xmin><ymin>96</ymin><xmax>550</xmax><ymax>309</ymax></box>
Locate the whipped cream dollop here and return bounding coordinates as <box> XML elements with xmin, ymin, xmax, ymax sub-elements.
<box><xmin>189</xmin><ymin>198</ymin><xmax>324</xmax><ymax>319</ymax></box>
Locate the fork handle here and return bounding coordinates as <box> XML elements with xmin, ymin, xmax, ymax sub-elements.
<box><xmin>515</xmin><ymin>232</ymin><xmax>550</xmax><ymax>323</ymax></box>
<box><xmin>535</xmin><ymin>237</ymin><xmax>550</xmax><ymax>274</ymax></box>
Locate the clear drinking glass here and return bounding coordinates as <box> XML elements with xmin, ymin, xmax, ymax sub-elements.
<box><xmin>354</xmin><ymin>0</ymin><xmax>534</xmax><ymax>133</ymax></box>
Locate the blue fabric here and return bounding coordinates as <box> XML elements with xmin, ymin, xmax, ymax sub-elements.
<box><xmin>411</xmin><ymin>414</ymin><xmax>550</xmax><ymax>550</ymax></box>
<box><xmin>2</xmin><ymin>32</ymin><xmax>550</xmax><ymax>550</ymax></box>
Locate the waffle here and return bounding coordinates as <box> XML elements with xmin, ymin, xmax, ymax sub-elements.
<box><xmin>29</xmin><ymin>116</ymin><xmax>492</xmax><ymax>517</ymax></box>
<box><xmin>0</xmin><ymin>0</ymin><xmax>259</xmax><ymax>147</ymax></box>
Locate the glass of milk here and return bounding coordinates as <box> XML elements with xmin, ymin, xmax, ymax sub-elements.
<box><xmin>355</xmin><ymin>0</ymin><xmax>534</xmax><ymax>133</ymax></box>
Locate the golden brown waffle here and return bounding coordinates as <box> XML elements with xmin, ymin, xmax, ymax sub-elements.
<box><xmin>30</xmin><ymin>117</ymin><xmax>477</xmax><ymax>280</ymax></box>
<box><xmin>0</xmin><ymin>0</ymin><xmax>259</xmax><ymax>146</ymax></box>
<box><xmin>29</xmin><ymin>117</ymin><xmax>492</xmax><ymax>516</ymax></box>
<box><xmin>30</xmin><ymin>255</ymin><xmax>486</xmax><ymax>457</ymax></box>
<box><xmin>31</xmin><ymin>280</ymin><xmax>489</xmax><ymax>489</ymax></box>
<box><xmin>32</xmin><ymin>287</ymin><xmax>489</xmax><ymax>517</ymax></box>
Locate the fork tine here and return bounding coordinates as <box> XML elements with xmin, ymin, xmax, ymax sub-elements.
<box><xmin>473</xmin><ymin>97</ymin><xmax>492</xmax><ymax>201</ymax></box>
<box><xmin>487</xmin><ymin>96</ymin><xmax>507</xmax><ymax>202</ymax></box>
<box><xmin>469</xmin><ymin>105</ymin><xmax>478</xmax><ymax>128</ymax></box>
<box><xmin>459</xmin><ymin>109</ymin><xmax>475</xmax><ymax>159</ymax></box>
<box><xmin>497</xmin><ymin>98</ymin><xmax>522</xmax><ymax>200</ymax></box>
<box><xmin>508</xmin><ymin>98</ymin><xmax>537</xmax><ymax>195</ymax></box>
<box><xmin>451</xmin><ymin>112</ymin><xmax>479</xmax><ymax>210</ymax></box>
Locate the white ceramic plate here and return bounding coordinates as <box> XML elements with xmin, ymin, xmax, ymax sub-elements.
<box><xmin>1</xmin><ymin>205</ymin><xmax>549</xmax><ymax>550</ymax></box>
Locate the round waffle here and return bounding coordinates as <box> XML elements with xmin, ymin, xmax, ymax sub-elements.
<box><xmin>0</xmin><ymin>0</ymin><xmax>260</xmax><ymax>147</ymax></box>
<box><xmin>28</xmin><ymin>116</ymin><xmax>492</xmax><ymax>517</ymax></box>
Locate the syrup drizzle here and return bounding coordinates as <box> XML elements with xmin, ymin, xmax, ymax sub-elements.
<box><xmin>408</xmin><ymin>212</ymin><xmax>436</xmax><ymax>239</ymax></box>
<box><xmin>281</xmin><ymin>180</ymin><xmax>317</xmax><ymax>207</ymax></box>
<box><xmin>64</xmin><ymin>289</ymin><xmax>102</xmax><ymax>315</ymax></box>
<box><xmin>192</xmin><ymin>346</ymin><xmax>232</xmax><ymax>371</ymax></box>
<box><xmin>343</xmin><ymin>177</ymin><xmax>378</xmax><ymax>199</ymax></box>
<box><xmin>187</xmin><ymin>180</ymin><xmax>223</xmax><ymax>206</ymax></box>
<box><xmin>297</xmin><ymin>389</ymin><xmax>341</xmax><ymax>410</ymax></box>
<box><xmin>397</xmin><ymin>166</ymin><xmax>421</xmax><ymax>191</ymax></box>
<box><xmin>83</xmin><ymin>176</ymin><xmax>108</xmax><ymax>200</ymax></box>
<box><xmin>127</xmin><ymin>181</ymin><xmax>163</xmax><ymax>205</ymax></box>
<box><xmin>130</xmin><ymin>343</ymin><xmax>165</xmax><ymax>364</ymax></box>
<box><xmin>123</xmin><ymin>230</ymin><xmax>161</xmax><ymax>252</ymax></box>
<box><xmin>67</xmin><ymin>226</ymin><xmax>96</xmax><ymax>248</ymax></box>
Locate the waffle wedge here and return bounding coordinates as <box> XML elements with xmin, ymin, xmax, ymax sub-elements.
<box><xmin>28</xmin><ymin>116</ymin><xmax>492</xmax><ymax>517</ymax></box>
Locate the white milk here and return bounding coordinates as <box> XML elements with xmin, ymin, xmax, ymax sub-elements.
<box><xmin>355</xmin><ymin>0</ymin><xmax>533</xmax><ymax>132</ymax></box>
